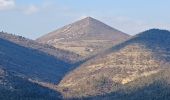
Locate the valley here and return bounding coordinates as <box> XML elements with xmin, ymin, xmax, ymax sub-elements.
<box><xmin>0</xmin><ymin>17</ymin><xmax>170</xmax><ymax>100</ymax></box>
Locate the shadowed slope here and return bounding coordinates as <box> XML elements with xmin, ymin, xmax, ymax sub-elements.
<box><xmin>0</xmin><ymin>35</ymin><xmax>71</xmax><ymax>83</ymax></box>
<box><xmin>0</xmin><ymin>32</ymin><xmax>81</xmax><ymax>64</ymax></box>
<box><xmin>0</xmin><ymin>67</ymin><xmax>62</xmax><ymax>100</ymax></box>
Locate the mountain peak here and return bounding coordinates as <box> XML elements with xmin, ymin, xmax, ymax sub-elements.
<box><xmin>37</xmin><ymin>17</ymin><xmax>129</xmax><ymax>57</ymax></box>
<box><xmin>37</xmin><ymin>17</ymin><xmax>129</xmax><ymax>41</ymax></box>
<box><xmin>77</xmin><ymin>16</ymin><xmax>102</xmax><ymax>26</ymax></box>
<box><xmin>83</xmin><ymin>16</ymin><xmax>96</xmax><ymax>21</ymax></box>
<box><xmin>84</xmin><ymin>16</ymin><xmax>94</xmax><ymax>19</ymax></box>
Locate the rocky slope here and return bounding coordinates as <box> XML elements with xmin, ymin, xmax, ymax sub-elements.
<box><xmin>58</xmin><ymin>29</ymin><xmax>170</xmax><ymax>98</ymax></box>
<box><xmin>37</xmin><ymin>17</ymin><xmax>129</xmax><ymax>57</ymax></box>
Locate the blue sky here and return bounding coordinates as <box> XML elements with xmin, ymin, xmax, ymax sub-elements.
<box><xmin>0</xmin><ymin>0</ymin><xmax>170</xmax><ymax>39</ymax></box>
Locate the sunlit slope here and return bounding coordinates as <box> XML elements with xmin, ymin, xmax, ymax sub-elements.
<box><xmin>58</xmin><ymin>29</ymin><xmax>170</xmax><ymax>98</ymax></box>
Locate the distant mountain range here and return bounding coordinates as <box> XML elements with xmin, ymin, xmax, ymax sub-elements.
<box><xmin>0</xmin><ymin>17</ymin><xmax>170</xmax><ymax>100</ymax></box>
<box><xmin>37</xmin><ymin>17</ymin><xmax>129</xmax><ymax>57</ymax></box>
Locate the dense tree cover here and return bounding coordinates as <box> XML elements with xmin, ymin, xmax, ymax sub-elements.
<box><xmin>85</xmin><ymin>68</ymin><xmax>170</xmax><ymax>100</ymax></box>
<box><xmin>0</xmin><ymin>68</ymin><xmax>62</xmax><ymax>100</ymax></box>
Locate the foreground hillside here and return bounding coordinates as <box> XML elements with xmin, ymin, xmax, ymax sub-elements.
<box><xmin>87</xmin><ymin>68</ymin><xmax>170</xmax><ymax>100</ymax></box>
<box><xmin>0</xmin><ymin>67</ymin><xmax>61</xmax><ymax>100</ymax></box>
<box><xmin>37</xmin><ymin>17</ymin><xmax>129</xmax><ymax>57</ymax></box>
<box><xmin>58</xmin><ymin>29</ymin><xmax>170</xmax><ymax>99</ymax></box>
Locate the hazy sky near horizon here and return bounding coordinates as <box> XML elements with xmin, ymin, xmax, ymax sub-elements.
<box><xmin>0</xmin><ymin>0</ymin><xmax>170</xmax><ymax>39</ymax></box>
